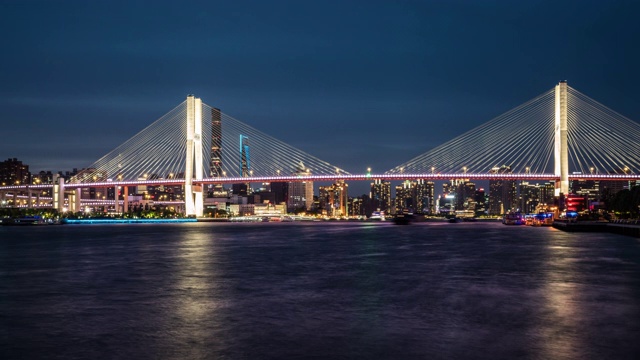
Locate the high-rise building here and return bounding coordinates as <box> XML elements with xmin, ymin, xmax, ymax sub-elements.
<box><xmin>600</xmin><ymin>168</ymin><xmax>635</xmax><ymax>200</ymax></box>
<box><xmin>441</xmin><ymin>179</ymin><xmax>474</xmax><ymax>214</ymax></box>
<box><xmin>488</xmin><ymin>165</ymin><xmax>516</xmax><ymax>215</ymax></box>
<box><xmin>348</xmin><ymin>196</ymin><xmax>366</xmax><ymax>217</ymax></box>
<box><xmin>394</xmin><ymin>179</ymin><xmax>436</xmax><ymax>214</ymax></box>
<box><xmin>288</xmin><ymin>162</ymin><xmax>313</xmax><ymax>211</ymax></box>
<box><xmin>395</xmin><ymin>181</ymin><xmax>413</xmax><ymax>213</ymax></box>
<box><xmin>414</xmin><ymin>179</ymin><xmax>435</xmax><ymax>214</ymax></box>
<box><xmin>270</xmin><ymin>182</ymin><xmax>289</xmax><ymax>205</ymax></box>
<box><xmin>456</xmin><ymin>180</ymin><xmax>476</xmax><ymax>212</ymax></box>
<box><xmin>474</xmin><ymin>188</ymin><xmax>487</xmax><ymax>216</ymax></box>
<box><xmin>570</xmin><ymin>178</ymin><xmax>599</xmax><ymax>203</ymax></box>
<box><xmin>210</xmin><ymin>108</ymin><xmax>222</xmax><ymax>177</ymax></box>
<box><xmin>239</xmin><ymin>135</ymin><xmax>250</xmax><ymax>177</ymax></box>
<box><xmin>370</xmin><ymin>179</ymin><xmax>391</xmax><ymax>214</ymax></box>
<box><xmin>319</xmin><ymin>180</ymin><xmax>348</xmax><ymax>217</ymax></box>
<box><xmin>0</xmin><ymin>158</ymin><xmax>31</xmax><ymax>186</ymax></box>
<box><xmin>518</xmin><ymin>181</ymin><xmax>541</xmax><ymax>214</ymax></box>
<box><xmin>540</xmin><ymin>182</ymin><xmax>555</xmax><ymax>205</ymax></box>
<box><xmin>207</xmin><ymin>107</ymin><xmax>225</xmax><ymax>197</ymax></box>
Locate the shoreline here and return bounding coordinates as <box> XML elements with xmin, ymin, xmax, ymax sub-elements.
<box><xmin>553</xmin><ymin>220</ymin><xmax>640</xmax><ymax>238</ymax></box>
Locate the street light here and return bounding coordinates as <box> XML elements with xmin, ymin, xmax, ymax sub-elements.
<box><xmin>525</xmin><ymin>166</ymin><xmax>529</xmax><ymax>174</ymax></box>
<box><xmin>431</xmin><ymin>166</ymin><xmax>435</xmax><ymax>174</ymax></box>
<box><xmin>463</xmin><ymin>166</ymin><xmax>467</xmax><ymax>174</ymax></box>
<box><xmin>590</xmin><ymin>167</ymin><xmax>594</xmax><ymax>174</ymax></box>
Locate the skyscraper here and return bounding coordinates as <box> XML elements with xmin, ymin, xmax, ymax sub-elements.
<box><xmin>288</xmin><ymin>162</ymin><xmax>313</xmax><ymax>211</ymax></box>
<box><xmin>239</xmin><ymin>135</ymin><xmax>250</xmax><ymax>177</ymax></box>
<box><xmin>488</xmin><ymin>165</ymin><xmax>516</xmax><ymax>215</ymax></box>
<box><xmin>414</xmin><ymin>179</ymin><xmax>435</xmax><ymax>214</ymax></box>
<box><xmin>0</xmin><ymin>158</ymin><xmax>30</xmax><ymax>186</ymax></box>
<box><xmin>319</xmin><ymin>180</ymin><xmax>348</xmax><ymax>217</ymax></box>
<box><xmin>210</xmin><ymin>108</ymin><xmax>222</xmax><ymax>177</ymax></box>
<box><xmin>370</xmin><ymin>179</ymin><xmax>391</xmax><ymax>214</ymax></box>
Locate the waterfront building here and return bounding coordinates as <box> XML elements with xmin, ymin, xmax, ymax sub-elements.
<box><xmin>474</xmin><ymin>188</ymin><xmax>487</xmax><ymax>216</ymax></box>
<box><xmin>540</xmin><ymin>182</ymin><xmax>556</xmax><ymax>205</ymax></box>
<box><xmin>518</xmin><ymin>182</ymin><xmax>541</xmax><ymax>214</ymax></box>
<box><xmin>318</xmin><ymin>180</ymin><xmax>348</xmax><ymax>217</ymax></box>
<box><xmin>488</xmin><ymin>165</ymin><xmax>516</xmax><ymax>215</ymax></box>
<box><xmin>415</xmin><ymin>179</ymin><xmax>435</xmax><ymax>214</ymax></box>
<box><xmin>600</xmin><ymin>168</ymin><xmax>636</xmax><ymax>199</ymax></box>
<box><xmin>441</xmin><ymin>179</ymin><xmax>475</xmax><ymax>214</ymax></box>
<box><xmin>348</xmin><ymin>196</ymin><xmax>365</xmax><ymax>217</ymax></box>
<box><xmin>394</xmin><ymin>181</ymin><xmax>413</xmax><ymax>213</ymax></box>
<box><xmin>370</xmin><ymin>179</ymin><xmax>391</xmax><ymax>214</ymax></box>
<box><xmin>394</xmin><ymin>179</ymin><xmax>436</xmax><ymax>214</ymax></box>
<box><xmin>288</xmin><ymin>162</ymin><xmax>313</xmax><ymax>212</ymax></box>
<box><xmin>0</xmin><ymin>158</ymin><xmax>31</xmax><ymax>186</ymax></box>
<box><xmin>270</xmin><ymin>182</ymin><xmax>289</xmax><ymax>205</ymax></box>
<box><xmin>571</xmin><ymin>178</ymin><xmax>599</xmax><ymax>201</ymax></box>
<box><xmin>456</xmin><ymin>180</ymin><xmax>476</xmax><ymax>213</ymax></box>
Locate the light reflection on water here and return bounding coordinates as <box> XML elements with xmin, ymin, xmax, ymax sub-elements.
<box><xmin>1</xmin><ymin>222</ymin><xmax>639</xmax><ymax>359</ymax></box>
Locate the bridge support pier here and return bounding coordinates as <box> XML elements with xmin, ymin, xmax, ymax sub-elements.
<box><xmin>54</xmin><ymin>178</ymin><xmax>65</xmax><ymax>213</ymax></box>
<box><xmin>185</xmin><ymin>95</ymin><xmax>204</xmax><ymax>217</ymax></box>
<box><xmin>554</xmin><ymin>81</ymin><xmax>569</xmax><ymax>197</ymax></box>
<box><xmin>27</xmin><ymin>186</ymin><xmax>33</xmax><ymax>209</ymax></box>
<box><xmin>114</xmin><ymin>186</ymin><xmax>120</xmax><ymax>214</ymax></box>
<box><xmin>123</xmin><ymin>186</ymin><xmax>129</xmax><ymax>213</ymax></box>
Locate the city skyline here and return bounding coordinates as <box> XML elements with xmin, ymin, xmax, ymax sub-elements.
<box><xmin>2</xmin><ymin>1</ymin><xmax>640</xmax><ymax>197</ymax></box>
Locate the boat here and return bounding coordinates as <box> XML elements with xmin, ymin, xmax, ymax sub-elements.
<box><xmin>534</xmin><ymin>212</ymin><xmax>554</xmax><ymax>226</ymax></box>
<box><xmin>502</xmin><ymin>212</ymin><xmax>525</xmax><ymax>225</ymax></box>
<box><xmin>368</xmin><ymin>211</ymin><xmax>386</xmax><ymax>221</ymax></box>
<box><xmin>1</xmin><ymin>216</ymin><xmax>53</xmax><ymax>226</ymax></box>
<box><xmin>393</xmin><ymin>212</ymin><xmax>414</xmax><ymax>225</ymax></box>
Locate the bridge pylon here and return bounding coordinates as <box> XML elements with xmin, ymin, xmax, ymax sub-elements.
<box><xmin>185</xmin><ymin>95</ymin><xmax>204</xmax><ymax>217</ymax></box>
<box><xmin>554</xmin><ymin>81</ymin><xmax>569</xmax><ymax>196</ymax></box>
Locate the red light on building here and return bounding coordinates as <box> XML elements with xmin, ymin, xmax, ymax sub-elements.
<box><xmin>566</xmin><ymin>194</ymin><xmax>586</xmax><ymax>212</ymax></box>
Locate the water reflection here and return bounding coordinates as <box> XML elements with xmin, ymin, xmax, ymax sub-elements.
<box><xmin>539</xmin><ymin>236</ymin><xmax>595</xmax><ymax>359</ymax></box>
<box><xmin>168</xmin><ymin>227</ymin><xmax>223</xmax><ymax>358</ymax></box>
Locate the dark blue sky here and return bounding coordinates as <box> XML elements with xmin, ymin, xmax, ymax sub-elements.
<box><xmin>1</xmin><ymin>0</ymin><xmax>639</xmax><ymax>193</ymax></box>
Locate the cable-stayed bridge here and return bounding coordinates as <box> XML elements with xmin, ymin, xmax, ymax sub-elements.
<box><xmin>2</xmin><ymin>82</ymin><xmax>639</xmax><ymax>215</ymax></box>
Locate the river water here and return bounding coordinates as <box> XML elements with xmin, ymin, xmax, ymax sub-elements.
<box><xmin>1</xmin><ymin>221</ymin><xmax>639</xmax><ymax>359</ymax></box>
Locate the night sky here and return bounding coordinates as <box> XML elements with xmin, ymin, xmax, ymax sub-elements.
<box><xmin>1</xmin><ymin>0</ymin><xmax>639</xmax><ymax>194</ymax></box>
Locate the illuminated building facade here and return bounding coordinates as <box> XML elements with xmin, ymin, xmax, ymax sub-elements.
<box><xmin>0</xmin><ymin>158</ymin><xmax>31</xmax><ymax>186</ymax></box>
<box><xmin>208</xmin><ymin>107</ymin><xmax>225</xmax><ymax>197</ymax></box>
<box><xmin>370</xmin><ymin>179</ymin><xmax>391</xmax><ymax>214</ymax></box>
<box><xmin>319</xmin><ymin>180</ymin><xmax>348</xmax><ymax>217</ymax></box>
<box><xmin>488</xmin><ymin>165</ymin><xmax>516</xmax><ymax>215</ymax></box>
<box><xmin>288</xmin><ymin>162</ymin><xmax>313</xmax><ymax>211</ymax></box>
<box><xmin>210</xmin><ymin>107</ymin><xmax>222</xmax><ymax>177</ymax></box>
<box><xmin>239</xmin><ymin>135</ymin><xmax>250</xmax><ymax>177</ymax></box>
<box><xmin>394</xmin><ymin>179</ymin><xmax>435</xmax><ymax>214</ymax></box>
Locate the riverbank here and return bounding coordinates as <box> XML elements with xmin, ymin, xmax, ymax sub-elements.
<box><xmin>553</xmin><ymin>220</ymin><xmax>640</xmax><ymax>237</ymax></box>
<box><xmin>62</xmin><ymin>218</ymin><xmax>198</xmax><ymax>224</ymax></box>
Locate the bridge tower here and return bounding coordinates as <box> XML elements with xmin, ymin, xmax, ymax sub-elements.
<box><xmin>185</xmin><ymin>95</ymin><xmax>204</xmax><ymax>217</ymax></box>
<box><xmin>554</xmin><ymin>81</ymin><xmax>569</xmax><ymax>196</ymax></box>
